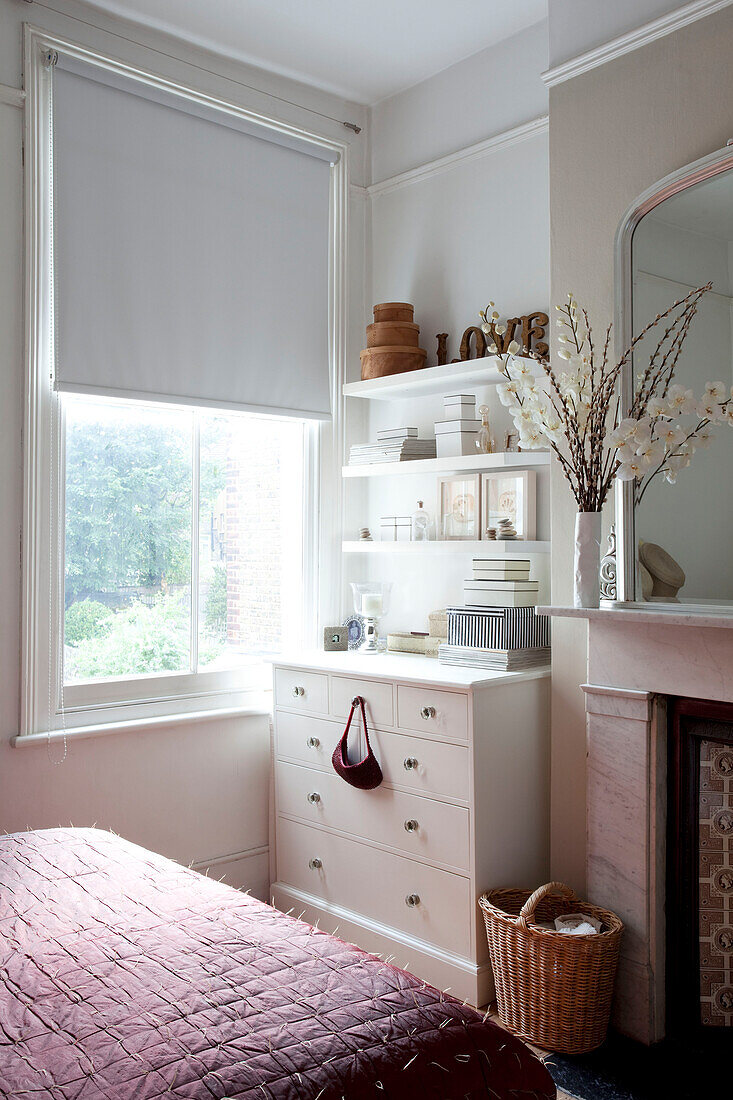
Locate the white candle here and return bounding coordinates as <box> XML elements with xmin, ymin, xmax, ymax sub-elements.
<box><xmin>362</xmin><ymin>593</ymin><xmax>383</xmax><ymax>617</ymax></box>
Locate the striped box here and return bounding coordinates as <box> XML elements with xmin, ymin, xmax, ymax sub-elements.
<box><xmin>446</xmin><ymin>606</ymin><xmax>550</xmax><ymax>650</ymax></box>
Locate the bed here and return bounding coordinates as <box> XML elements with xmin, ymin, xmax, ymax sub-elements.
<box><xmin>0</xmin><ymin>828</ymin><xmax>554</xmax><ymax>1099</ymax></box>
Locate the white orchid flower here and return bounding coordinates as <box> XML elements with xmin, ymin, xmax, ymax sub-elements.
<box><xmin>615</xmin><ymin>443</ymin><xmax>636</xmax><ymax>465</ymax></box>
<box><xmin>667</xmin><ymin>384</ymin><xmax>697</xmax><ymax>415</ymax></box>
<box><xmin>609</xmin><ymin>418</ymin><xmax>639</xmax><ymax>447</ymax></box>
<box><xmin>631</xmin><ymin>416</ymin><xmax>653</xmax><ymax>446</ymax></box>
<box><xmin>697</xmin><ymin>396</ymin><xmax>723</xmax><ymax>422</ymax></box>
<box><xmin>705</xmin><ymin>381</ymin><xmax>727</xmax><ymax>401</ymax></box>
<box><xmin>635</xmin><ymin>438</ymin><xmax>666</xmax><ymax>468</ymax></box>
<box><xmin>616</xmin><ymin>457</ymin><xmax>645</xmax><ymax>481</ymax></box>
<box><xmin>646</xmin><ymin>396</ymin><xmax>669</xmax><ymax>419</ymax></box>
<box><xmin>666</xmin><ymin>449</ymin><xmax>691</xmax><ymax>470</ymax></box>
<box><xmin>655</xmin><ymin>422</ymin><xmax>687</xmax><ymax>449</ymax></box>
<box><xmin>497</xmin><ymin>382</ymin><xmax>519</xmax><ymax>408</ymax></box>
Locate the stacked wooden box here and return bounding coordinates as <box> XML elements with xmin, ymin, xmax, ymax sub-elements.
<box><xmin>360</xmin><ymin>303</ymin><xmax>427</xmax><ymax>380</ymax></box>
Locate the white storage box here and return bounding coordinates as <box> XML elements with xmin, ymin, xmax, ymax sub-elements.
<box><xmin>443</xmin><ymin>394</ymin><xmax>477</xmax><ymax>418</ymax></box>
<box><xmin>395</xmin><ymin>516</ymin><xmax>412</xmax><ymax>542</ymax></box>
<box><xmin>380</xmin><ymin>516</ymin><xmax>397</xmax><ymax>541</ymax></box>
<box><xmin>435</xmin><ymin>418</ymin><xmax>481</xmax><ymax>435</ymax></box>
<box><xmin>377</xmin><ymin>427</ymin><xmax>418</xmax><ymax>442</ymax></box>
<box><xmin>436</xmin><ymin>421</ymin><xmax>480</xmax><ymax>457</ymax></box>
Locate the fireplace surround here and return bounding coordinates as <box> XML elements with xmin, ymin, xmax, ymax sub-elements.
<box><xmin>543</xmin><ymin>605</ymin><xmax>733</xmax><ymax>1044</ymax></box>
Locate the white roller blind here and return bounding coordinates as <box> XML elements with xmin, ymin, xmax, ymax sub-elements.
<box><xmin>52</xmin><ymin>59</ymin><xmax>333</xmax><ymax>419</ymax></box>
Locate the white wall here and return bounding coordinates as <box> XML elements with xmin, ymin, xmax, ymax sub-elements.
<box><xmin>353</xmin><ymin>22</ymin><xmax>551</xmax><ymax>636</ymax></box>
<box><xmin>0</xmin><ymin>0</ymin><xmax>367</xmax><ymax>890</ymax></box>
<box><xmin>371</xmin><ymin>19</ymin><xmax>548</xmax><ymax>182</ymax></box>
<box><xmin>547</xmin><ymin>0</ymin><xmax>706</xmax><ymax>67</ymax></box>
<box><xmin>548</xmin><ymin>2</ymin><xmax>733</xmax><ymax>892</ymax></box>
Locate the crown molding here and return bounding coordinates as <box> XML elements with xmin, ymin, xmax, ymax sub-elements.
<box><xmin>543</xmin><ymin>0</ymin><xmax>733</xmax><ymax>88</ymax></box>
<box><xmin>0</xmin><ymin>83</ymin><xmax>25</xmax><ymax>109</ymax></box>
<box><xmin>367</xmin><ymin>115</ymin><xmax>548</xmax><ymax>199</ymax></box>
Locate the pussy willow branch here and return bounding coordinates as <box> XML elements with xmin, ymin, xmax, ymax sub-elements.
<box><xmin>497</xmin><ymin>281</ymin><xmax>710</xmax><ymax>511</ymax></box>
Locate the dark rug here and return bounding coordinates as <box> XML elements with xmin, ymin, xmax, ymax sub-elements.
<box><xmin>544</xmin><ymin>1028</ymin><xmax>726</xmax><ymax>1100</ymax></box>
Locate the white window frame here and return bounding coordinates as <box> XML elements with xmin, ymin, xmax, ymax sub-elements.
<box><xmin>21</xmin><ymin>26</ymin><xmax>347</xmax><ymax>736</ymax></box>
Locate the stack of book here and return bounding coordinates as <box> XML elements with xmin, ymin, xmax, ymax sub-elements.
<box><xmin>348</xmin><ymin>427</ymin><xmax>436</xmax><ymax>466</ymax></box>
<box><xmin>438</xmin><ymin>644</ymin><xmax>550</xmax><ymax>671</ymax></box>
<box><xmin>463</xmin><ymin>557</ymin><xmax>538</xmax><ymax>608</ymax></box>
<box><xmin>438</xmin><ymin>566</ymin><xmax>550</xmax><ymax>671</ymax></box>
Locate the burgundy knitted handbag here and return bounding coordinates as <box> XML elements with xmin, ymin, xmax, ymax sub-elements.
<box><xmin>332</xmin><ymin>695</ymin><xmax>383</xmax><ymax>790</ymax></box>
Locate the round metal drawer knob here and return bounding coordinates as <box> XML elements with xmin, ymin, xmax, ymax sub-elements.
<box><xmin>403</xmin><ymin>756</ymin><xmax>418</xmax><ymax>771</ymax></box>
<box><xmin>306</xmin><ymin>736</ymin><xmax>321</xmax><ymax>749</ymax></box>
<box><xmin>308</xmin><ymin>857</ymin><xmax>322</xmax><ymax>870</ymax></box>
<box><xmin>292</xmin><ymin>685</ymin><xmax>305</xmax><ymax>697</ymax></box>
<box><xmin>404</xmin><ymin>819</ymin><xmax>419</xmax><ymax>833</ymax></box>
<box><xmin>420</xmin><ymin>706</ymin><xmax>436</xmax><ymax>720</ymax></box>
<box><xmin>307</xmin><ymin>791</ymin><xmax>321</xmax><ymax>804</ymax></box>
<box><xmin>405</xmin><ymin>893</ymin><xmax>420</xmax><ymax>908</ymax></box>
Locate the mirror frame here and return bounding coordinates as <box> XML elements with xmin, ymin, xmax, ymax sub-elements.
<box><xmin>613</xmin><ymin>142</ymin><xmax>733</xmax><ymax>603</ymax></box>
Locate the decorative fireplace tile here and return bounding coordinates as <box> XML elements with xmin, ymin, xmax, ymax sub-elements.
<box><xmin>699</xmin><ymin>740</ymin><xmax>733</xmax><ymax>1026</ymax></box>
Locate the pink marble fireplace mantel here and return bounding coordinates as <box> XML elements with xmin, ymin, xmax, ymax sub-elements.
<box><xmin>542</xmin><ymin>605</ymin><xmax>733</xmax><ymax>1044</ymax></box>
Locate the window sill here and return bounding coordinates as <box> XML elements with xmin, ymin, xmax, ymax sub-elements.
<box><xmin>11</xmin><ymin>696</ymin><xmax>272</xmax><ymax>749</ymax></box>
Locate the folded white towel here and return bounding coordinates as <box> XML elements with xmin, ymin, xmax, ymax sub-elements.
<box><xmin>554</xmin><ymin>911</ymin><xmax>601</xmax><ymax>934</ymax></box>
<box><xmin>556</xmin><ymin>920</ymin><xmax>598</xmax><ymax>935</ymax></box>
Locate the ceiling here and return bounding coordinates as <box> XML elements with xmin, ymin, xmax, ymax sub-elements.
<box><xmin>80</xmin><ymin>0</ymin><xmax>548</xmax><ymax>104</ymax></box>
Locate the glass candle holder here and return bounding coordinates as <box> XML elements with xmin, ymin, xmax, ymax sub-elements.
<box><xmin>350</xmin><ymin>582</ymin><xmax>393</xmax><ymax>653</ymax></box>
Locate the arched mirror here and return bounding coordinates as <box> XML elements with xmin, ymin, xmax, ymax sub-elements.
<box><xmin>615</xmin><ymin>145</ymin><xmax>733</xmax><ymax>606</ymax></box>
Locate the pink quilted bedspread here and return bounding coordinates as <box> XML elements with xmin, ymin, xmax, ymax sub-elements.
<box><xmin>0</xmin><ymin>829</ymin><xmax>554</xmax><ymax>1099</ymax></box>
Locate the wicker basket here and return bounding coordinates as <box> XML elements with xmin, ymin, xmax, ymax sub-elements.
<box><xmin>479</xmin><ymin>882</ymin><xmax>623</xmax><ymax>1054</ymax></box>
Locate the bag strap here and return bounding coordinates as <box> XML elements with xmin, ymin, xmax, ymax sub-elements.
<box><xmin>342</xmin><ymin>695</ymin><xmax>373</xmax><ymax>753</ymax></box>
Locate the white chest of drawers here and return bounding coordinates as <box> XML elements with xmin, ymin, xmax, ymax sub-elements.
<box><xmin>271</xmin><ymin>650</ymin><xmax>550</xmax><ymax>1006</ymax></box>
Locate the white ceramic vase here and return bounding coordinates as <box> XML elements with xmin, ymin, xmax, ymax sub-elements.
<box><xmin>573</xmin><ymin>511</ymin><xmax>602</xmax><ymax>609</ymax></box>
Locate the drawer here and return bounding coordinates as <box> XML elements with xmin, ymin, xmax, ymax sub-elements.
<box><xmin>276</xmin><ymin>760</ymin><xmax>470</xmax><ymax>871</ymax></box>
<box><xmin>331</xmin><ymin>675</ymin><xmax>393</xmax><ymax>729</ymax></box>
<box><xmin>375</xmin><ymin>730</ymin><xmax>469</xmax><ymax>803</ymax></box>
<box><xmin>274</xmin><ymin>668</ymin><xmax>329</xmax><ymax>714</ymax></box>
<box><xmin>275</xmin><ymin>712</ymin><xmax>344</xmax><ymax>769</ymax></box>
<box><xmin>276</xmin><ymin>713</ymin><xmax>469</xmax><ymax>803</ymax></box>
<box><xmin>397</xmin><ymin>685</ymin><xmax>468</xmax><ymax>740</ymax></box>
<box><xmin>277</xmin><ymin>816</ymin><xmax>471</xmax><ymax>956</ymax></box>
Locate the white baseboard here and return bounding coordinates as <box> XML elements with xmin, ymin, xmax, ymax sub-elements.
<box><xmin>193</xmin><ymin>846</ymin><xmax>270</xmax><ymax>900</ymax></box>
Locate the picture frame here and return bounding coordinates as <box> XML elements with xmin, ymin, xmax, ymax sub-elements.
<box><xmin>481</xmin><ymin>470</ymin><xmax>536</xmax><ymax>540</ymax></box>
<box><xmin>438</xmin><ymin>473</ymin><xmax>481</xmax><ymax>540</ymax></box>
<box><xmin>341</xmin><ymin>614</ymin><xmax>366</xmax><ymax>650</ymax></box>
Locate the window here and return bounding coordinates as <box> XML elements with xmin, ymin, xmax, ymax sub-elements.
<box><xmin>61</xmin><ymin>396</ymin><xmax>310</xmax><ymax>708</ymax></box>
<box><xmin>21</xmin><ymin>31</ymin><xmax>345</xmax><ymax>737</ymax></box>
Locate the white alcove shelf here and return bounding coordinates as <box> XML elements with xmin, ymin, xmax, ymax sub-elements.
<box><xmin>342</xmin><ymin>450</ymin><xmax>550</xmax><ymax>479</ymax></box>
<box><xmin>342</xmin><ymin>540</ymin><xmax>551</xmax><ymax>555</ymax></box>
<box><xmin>342</xmin><ymin>355</ymin><xmax>538</xmax><ymax>401</ymax></box>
